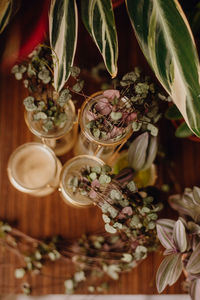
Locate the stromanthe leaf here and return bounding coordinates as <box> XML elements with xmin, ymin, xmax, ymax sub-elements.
<box><xmin>49</xmin><ymin>0</ymin><xmax>78</xmax><ymax>92</ymax></box>
<box><xmin>126</xmin><ymin>0</ymin><xmax>200</xmax><ymax>137</ymax></box>
<box><xmin>81</xmin><ymin>0</ymin><xmax>118</xmax><ymax>78</ymax></box>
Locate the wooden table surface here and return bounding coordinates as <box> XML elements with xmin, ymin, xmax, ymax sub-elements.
<box><xmin>1</xmin><ymin>3</ymin><xmax>200</xmax><ymax>296</ymax></box>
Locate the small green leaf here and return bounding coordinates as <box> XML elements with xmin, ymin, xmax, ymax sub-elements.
<box><xmin>72</xmin><ymin>80</ymin><xmax>84</xmax><ymax>93</ymax></box>
<box><xmin>110</xmin><ymin>111</ymin><xmax>122</xmax><ymax>121</ymax></box>
<box><xmin>147</xmin><ymin>123</ymin><xmax>158</xmax><ymax>136</ymax></box>
<box><xmin>132</xmin><ymin>121</ymin><xmax>142</xmax><ymax>132</ymax></box>
<box><xmin>23</xmin><ymin>96</ymin><xmax>37</xmax><ymax>112</ymax></box>
<box><xmin>93</xmin><ymin>128</ymin><xmax>100</xmax><ymax>139</ymax></box>
<box><xmin>102</xmin><ymin>165</ymin><xmax>112</xmax><ymax>173</ymax></box>
<box><xmin>175</xmin><ymin>122</ymin><xmax>193</xmax><ymax>138</ymax></box>
<box><xmin>33</xmin><ymin>112</ymin><xmax>47</xmax><ymax>121</ymax></box>
<box><xmin>42</xmin><ymin>120</ymin><xmax>54</xmax><ymax>132</ymax></box>
<box><xmin>127</xmin><ymin>181</ymin><xmax>136</xmax><ymax>192</ymax></box>
<box><xmin>89</xmin><ymin>172</ymin><xmax>97</xmax><ymax>181</ymax></box>
<box><xmin>57</xmin><ymin>89</ymin><xmax>71</xmax><ymax>107</ymax></box>
<box><xmin>110</xmin><ymin>189</ymin><xmax>122</xmax><ymax>200</ymax></box>
<box><xmin>121</xmin><ymin>253</ymin><xmax>132</xmax><ymax>263</ymax></box>
<box><xmin>165</xmin><ymin>105</ymin><xmax>183</xmax><ymax>120</ymax></box>
<box><xmin>74</xmin><ymin>271</ymin><xmax>86</xmax><ymax>282</ymax></box>
<box><xmin>102</xmin><ymin>214</ymin><xmax>110</xmax><ymax>223</ymax></box>
<box><xmin>105</xmin><ymin>223</ymin><xmax>117</xmax><ymax>234</ymax></box>
<box><xmin>91</xmin><ymin>166</ymin><xmax>101</xmax><ymax>174</ymax></box>
<box><xmin>70</xmin><ymin>66</ymin><xmax>80</xmax><ymax>78</ymax></box>
<box><xmin>99</xmin><ymin>174</ymin><xmax>111</xmax><ymax>184</ymax></box>
<box><xmin>15</xmin><ymin>268</ymin><xmax>25</xmax><ymax>279</ymax></box>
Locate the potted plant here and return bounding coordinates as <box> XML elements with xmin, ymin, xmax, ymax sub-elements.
<box><xmin>75</xmin><ymin>67</ymin><xmax>164</xmax><ymax>161</ymax></box>
<box><xmin>156</xmin><ymin>186</ymin><xmax>200</xmax><ymax>300</ymax></box>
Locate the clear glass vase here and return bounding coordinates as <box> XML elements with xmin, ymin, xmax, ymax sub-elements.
<box><xmin>7</xmin><ymin>142</ymin><xmax>62</xmax><ymax>197</ymax></box>
<box><xmin>25</xmin><ymin>100</ymin><xmax>77</xmax><ymax>156</ymax></box>
<box><xmin>59</xmin><ymin>155</ymin><xmax>105</xmax><ymax>208</ymax></box>
<box><xmin>74</xmin><ymin>91</ymin><xmax>132</xmax><ymax>162</ymax></box>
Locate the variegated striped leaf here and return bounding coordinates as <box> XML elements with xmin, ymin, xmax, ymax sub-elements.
<box><xmin>0</xmin><ymin>0</ymin><xmax>12</xmax><ymax>34</ymax></box>
<box><xmin>49</xmin><ymin>0</ymin><xmax>78</xmax><ymax>92</ymax></box>
<box><xmin>126</xmin><ymin>0</ymin><xmax>200</xmax><ymax>137</ymax></box>
<box><xmin>156</xmin><ymin>253</ymin><xmax>183</xmax><ymax>293</ymax></box>
<box><xmin>81</xmin><ymin>0</ymin><xmax>118</xmax><ymax>78</ymax></box>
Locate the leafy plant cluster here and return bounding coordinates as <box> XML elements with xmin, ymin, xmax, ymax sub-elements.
<box><xmin>0</xmin><ymin>216</ymin><xmax>159</xmax><ymax>295</ymax></box>
<box><xmin>156</xmin><ymin>186</ymin><xmax>200</xmax><ymax>300</ymax></box>
<box><xmin>68</xmin><ymin>164</ymin><xmax>163</xmax><ymax>253</ymax></box>
<box><xmin>86</xmin><ymin>68</ymin><xmax>166</xmax><ymax>142</ymax></box>
<box><xmin>11</xmin><ymin>45</ymin><xmax>83</xmax><ymax>133</ymax></box>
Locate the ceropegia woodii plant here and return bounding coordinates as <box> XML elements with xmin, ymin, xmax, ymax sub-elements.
<box><xmin>49</xmin><ymin>0</ymin><xmax>78</xmax><ymax>92</ymax></box>
<box><xmin>125</xmin><ymin>0</ymin><xmax>200</xmax><ymax>137</ymax></box>
<box><xmin>156</xmin><ymin>186</ymin><xmax>200</xmax><ymax>300</ymax></box>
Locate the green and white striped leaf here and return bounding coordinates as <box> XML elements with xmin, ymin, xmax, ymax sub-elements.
<box><xmin>126</xmin><ymin>0</ymin><xmax>200</xmax><ymax>137</ymax></box>
<box><xmin>49</xmin><ymin>0</ymin><xmax>78</xmax><ymax>92</ymax></box>
<box><xmin>81</xmin><ymin>0</ymin><xmax>118</xmax><ymax>78</ymax></box>
<box><xmin>0</xmin><ymin>0</ymin><xmax>12</xmax><ymax>34</ymax></box>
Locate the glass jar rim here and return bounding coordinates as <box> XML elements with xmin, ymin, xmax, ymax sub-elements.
<box><xmin>79</xmin><ymin>91</ymin><xmax>133</xmax><ymax>147</ymax></box>
<box><xmin>7</xmin><ymin>142</ymin><xmax>58</xmax><ymax>192</ymax></box>
<box><xmin>59</xmin><ymin>155</ymin><xmax>105</xmax><ymax>207</ymax></box>
<box><xmin>25</xmin><ymin>99</ymin><xmax>76</xmax><ymax>139</ymax></box>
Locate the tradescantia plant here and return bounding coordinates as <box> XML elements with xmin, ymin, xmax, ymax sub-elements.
<box><xmin>49</xmin><ymin>0</ymin><xmax>200</xmax><ymax>138</ymax></box>
<box><xmin>156</xmin><ymin>186</ymin><xmax>200</xmax><ymax>300</ymax></box>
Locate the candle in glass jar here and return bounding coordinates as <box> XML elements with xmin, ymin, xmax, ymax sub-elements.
<box><xmin>8</xmin><ymin>143</ymin><xmax>61</xmax><ymax>196</ymax></box>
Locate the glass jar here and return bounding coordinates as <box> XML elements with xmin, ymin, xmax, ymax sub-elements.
<box><xmin>59</xmin><ymin>155</ymin><xmax>105</xmax><ymax>208</ymax></box>
<box><xmin>74</xmin><ymin>91</ymin><xmax>133</xmax><ymax>162</ymax></box>
<box><xmin>7</xmin><ymin>142</ymin><xmax>62</xmax><ymax>197</ymax></box>
<box><xmin>25</xmin><ymin>100</ymin><xmax>77</xmax><ymax>156</ymax></box>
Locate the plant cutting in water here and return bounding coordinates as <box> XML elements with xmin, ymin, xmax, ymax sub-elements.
<box><xmin>11</xmin><ymin>45</ymin><xmax>83</xmax><ymax>132</ymax></box>
<box><xmin>156</xmin><ymin>186</ymin><xmax>200</xmax><ymax>300</ymax></box>
<box><xmin>86</xmin><ymin>67</ymin><xmax>167</xmax><ymax>142</ymax></box>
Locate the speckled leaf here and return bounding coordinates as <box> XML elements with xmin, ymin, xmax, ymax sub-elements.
<box><xmin>175</xmin><ymin>122</ymin><xmax>193</xmax><ymax>138</ymax></box>
<box><xmin>49</xmin><ymin>0</ymin><xmax>78</xmax><ymax>92</ymax></box>
<box><xmin>126</xmin><ymin>0</ymin><xmax>200</xmax><ymax>137</ymax></box>
<box><xmin>81</xmin><ymin>0</ymin><xmax>118</xmax><ymax>78</ymax></box>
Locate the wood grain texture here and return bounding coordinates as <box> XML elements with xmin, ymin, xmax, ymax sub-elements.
<box><xmin>1</xmin><ymin>3</ymin><xmax>200</xmax><ymax>296</ymax></box>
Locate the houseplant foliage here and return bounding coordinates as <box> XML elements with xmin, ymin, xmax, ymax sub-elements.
<box><xmin>11</xmin><ymin>45</ymin><xmax>83</xmax><ymax>133</ymax></box>
<box><xmin>156</xmin><ymin>186</ymin><xmax>200</xmax><ymax>300</ymax></box>
<box><xmin>85</xmin><ymin>67</ymin><xmax>164</xmax><ymax>143</ymax></box>
<box><xmin>49</xmin><ymin>0</ymin><xmax>200</xmax><ymax>137</ymax></box>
